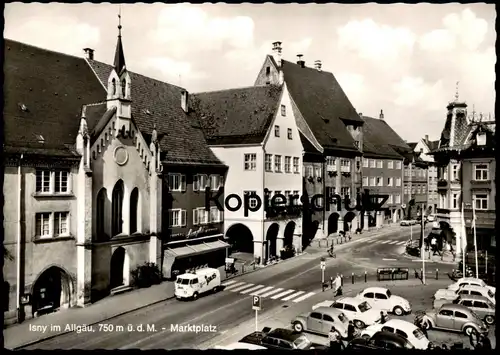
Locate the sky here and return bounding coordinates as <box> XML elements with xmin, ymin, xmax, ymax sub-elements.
<box><xmin>4</xmin><ymin>2</ymin><xmax>496</xmax><ymax>142</ymax></box>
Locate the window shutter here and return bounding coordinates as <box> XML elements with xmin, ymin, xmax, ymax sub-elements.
<box><xmin>181</xmin><ymin>210</ymin><xmax>187</xmax><ymax>226</ymax></box>
<box><xmin>193</xmin><ymin>175</ymin><xmax>199</xmax><ymax>191</ymax></box>
<box><xmin>181</xmin><ymin>175</ymin><xmax>187</xmax><ymax>192</ymax></box>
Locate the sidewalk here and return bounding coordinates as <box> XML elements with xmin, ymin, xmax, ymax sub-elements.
<box><xmin>402</xmin><ymin>249</ymin><xmax>457</xmax><ymax>265</ymax></box>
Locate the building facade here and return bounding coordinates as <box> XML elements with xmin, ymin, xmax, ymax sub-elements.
<box><xmin>192</xmin><ymin>84</ymin><xmax>304</xmax><ymax>264</ymax></box>
<box><xmin>3</xmin><ymin>31</ymin><xmax>229</xmax><ymax>324</ymax></box>
<box><xmin>403</xmin><ymin>160</ymin><xmax>428</xmax><ymax>218</ymax></box>
<box><xmin>254</xmin><ymin>42</ymin><xmax>364</xmax><ymax>242</ymax></box>
<box><xmin>360</xmin><ymin>113</ymin><xmax>406</xmax><ymax>227</ymax></box>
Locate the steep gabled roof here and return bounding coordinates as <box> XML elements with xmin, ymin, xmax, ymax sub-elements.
<box><xmin>424</xmin><ymin>139</ymin><xmax>440</xmax><ymax>151</ymax></box>
<box><xmin>278</xmin><ymin>58</ymin><xmax>362</xmax><ymax>152</ymax></box>
<box><xmin>300</xmin><ymin>132</ymin><xmax>322</xmax><ymax>155</ymax></box>
<box><xmin>360</xmin><ymin>116</ymin><xmax>410</xmax><ymax>159</ymax></box>
<box><xmin>86</xmin><ymin>59</ymin><xmax>223</xmax><ymax>165</ymax></box>
<box><xmin>407</xmin><ymin>142</ymin><xmax>418</xmax><ymax>150</ymax></box>
<box><xmin>3</xmin><ymin>39</ymin><xmax>107</xmax><ymax>157</ymax></box>
<box><xmin>190</xmin><ymin>85</ymin><xmax>282</xmax><ymax>145</ymax></box>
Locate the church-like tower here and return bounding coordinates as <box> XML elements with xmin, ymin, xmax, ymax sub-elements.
<box><xmin>107</xmin><ymin>14</ymin><xmax>132</xmax><ymax>137</ymax></box>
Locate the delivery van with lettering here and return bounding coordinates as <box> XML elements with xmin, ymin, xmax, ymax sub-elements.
<box><xmin>174</xmin><ymin>267</ymin><xmax>221</xmax><ymax>300</ymax></box>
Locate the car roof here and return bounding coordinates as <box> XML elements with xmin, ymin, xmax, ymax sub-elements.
<box><xmin>383</xmin><ymin>319</ymin><xmax>417</xmax><ymax>329</ymax></box>
<box><xmin>313</xmin><ymin>307</ymin><xmax>344</xmax><ymax>316</ymax></box>
<box><xmin>372</xmin><ymin>331</ymin><xmax>409</xmax><ymax>344</ymax></box>
<box><xmin>440</xmin><ymin>303</ymin><xmax>474</xmax><ymax>312</ymax></box>
<box><xmin>265</xmin><ymin>328</ymin><xmax>302</xmax><ymax>341</ymax></box>
<box><xmin>457</xmin><ymin>294</ymin><xmax>491</xmax><ymax>302</ymax></box>
<box><xmin>363</xmin><ymin>287</ymin><xmax>388</xmax><ymax>293</ymax></box>
<box><xmin>457</xmin><ymin>277</ymin><xmax>484</xmax><ymax>283</ymax></box>
<box><xmin>461</xmin><ymin>285</ymin><xmax>488</xmax><ymax>291</ymax></box>
<box><xmin>337</xmin><ymin>297</ymin><xmax>361</xmax><ymax>304</ymax></box>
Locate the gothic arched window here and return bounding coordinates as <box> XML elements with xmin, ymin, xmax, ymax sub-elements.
<box><xmin>130</xmin><ymin>188</ymin><xmax>139</xmax><ymax>233</ymax></box>
<box><xmin>112</xmin><ymin>180</ymin><xmax>124</xmax><ymax>236</ymax></box>
<box><xmin>111</xmin><ymin>78</ymin><xmax>116</xmax><ymax>95</ymax></box>
<box><xmin>96</xmin><ymin>188</ymin><xmax>107</xmax><ymax>239</ymax></box>
<box><xmin>122</xmin><ymin>79</ymin><xmax>126</xmax><ymax>98</ymax></box>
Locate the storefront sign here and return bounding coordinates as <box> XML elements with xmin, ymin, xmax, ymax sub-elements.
<box><xmin>170</xmin><ymin>227</ymin><xmax>220</xmax><ymax>240</ymax></box>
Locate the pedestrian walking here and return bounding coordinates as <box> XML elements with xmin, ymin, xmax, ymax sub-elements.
<box><xmin>478</xmin><ymin>334</ymin><xmax>492</xmax><ymax>350</ymax></box>
<box><xmin>328</xmin><ymin>326</ymin><xmax>343</xmax><ymax>351</ymax></box>
<box><xmin>469</xmin><ymin>328</ymin><xmax>479</xmax><ymax>349</ymax></box>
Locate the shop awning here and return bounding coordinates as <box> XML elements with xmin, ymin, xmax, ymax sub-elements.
<box><xmin>162</xmin><ymin>240</ymin><xmax>230</xmax><ymax>279</ymax></box>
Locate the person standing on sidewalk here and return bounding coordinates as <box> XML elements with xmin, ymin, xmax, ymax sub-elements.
<box><xmin>431</xmin><ymin>237</ymin><xmax>437</xmax><ymax>255</ymax></box>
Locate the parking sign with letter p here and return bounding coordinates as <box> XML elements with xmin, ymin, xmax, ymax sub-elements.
<box><xmin>252</xmin><ymin>295</ymin><xmax>261</xmax><ymax>310</ymax></box>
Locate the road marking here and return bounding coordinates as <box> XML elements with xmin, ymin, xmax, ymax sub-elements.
<box><xmin>375</xmin><ymin>240</ymin><xmax>384</xmax><ymax>243</ymax></box>
<box><xmin>229</xmin><ymin>283</ymin><xmax>255</xmax><ymax>292</ymax></box>
<box><xmin>389</xmin><ymin>240</ymin><xmax>400</xmax><ymax>244</ymax></box>
<box><xmin>271</xmin><ymin>289</ymin><xmax>295</xmax><ymax>299</ymax></box>
<box><xmin>292</xmin><ymin>292</ymin><xmax>316</xmax><ymax>303</ymax></box>
<box><xmin>252</xmin><ymin>286</ymin><xmax>274</xmax><ymax>296</ymax></box>
<box><xmin>383</xmin><ymin>258</ymin><xmax>397</xmax><ymax>261</ymax></box>
<box><xmin>260</xmin><ymin>288</ymin><xmax>284</xmax><ymax>298</ymax></box>
<box><xmin>396</xmin><ymin>241</ymin><xmax>406</xmax><ymax>245</ymax></box>
<box><xmin>412</xmin><ymin>259</ymin><xmax>434</xmax><ymax>262</ymax></box>
<box><xmin>240</xmin><ymin>284</ymin><xmax>266</xmax><ymax>294</ymax></box>
<box><xmin>356</xmin><ymin>258</ymin><xmax>370</xmax><ymax>260</ymax></box>
<box><xmin>381</xmin><ymin>240</ymin><xmax>391</xmax><ymax>244</ymax></box>
<box><xmin>222</xmin><ymin>280</ymin><xmax>237</xmax><ymax>286</ymax></box>
<box><xmin>282</xmin><ymin>290</ymin><xmax>305</xmax><ymax>301</ymax></box>
<box><xmin>223</xmin><ymin>281</ymin><xmax>245</xmax><ymax>290</ymax></box>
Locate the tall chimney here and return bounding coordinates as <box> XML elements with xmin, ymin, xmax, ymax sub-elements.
<box><xmin>314</xmin><ymin>60</ymin><xmax>322</xmax><ymax>71</ymax></box>
<box><xmin>425</xmin><ymin>134</ymin><xmax>429</xmax><ymax>141</ymax></box>
<box><xmin>272</xmin><ymin>41</ymin><xmax>283</xmax><ymax>67</ymax></box>
<box><xmin>296</xmin><ymin>54</ymin><xmax>305</xmax><ymax>68</ymax></box>
<box><xmin>181</xmin><ymin>90</ymin><xmax>189</xmax><ymax>113</ymax></box>
<box><xmin>83</xmin><ymin>48</ymin><xmax>94</xmax><ymax>60</ymax></box>
<box><xmin>379</xmin><ymin>109</ymin><xmax>384</xmax><ymax>120</ymax></box>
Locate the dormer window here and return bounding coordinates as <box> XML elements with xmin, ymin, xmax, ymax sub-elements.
<box><xmin>36</xmin><ymin>134</ymin><xmax>45</xmax><ymax>144</ymax></box>
<box><xmin>477</xmin><ymin>132</ymin><xmax>486</xmax><ymax>146</ymax></box>
<box><xmin>19</xmin><ymin>103</ymin><xmax>29</xmax><ymax>112</ymax></box>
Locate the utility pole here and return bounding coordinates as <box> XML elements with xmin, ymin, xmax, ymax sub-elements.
<box><xmin>421</xmin><ymin>207</ymin><xmax>426</xmax><ymax>285</ymax></box>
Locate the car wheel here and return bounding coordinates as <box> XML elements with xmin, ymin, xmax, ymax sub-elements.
<box><xmin>362</xmin><ymin>334</ymin><xmax>370</xmax><ymax>340</ymax></box>
<box><xmin>463</xmin><ymin>326</ymin><xmax>475</xmax><ymax>336</ymax></box>
<box><xmin>293</xmin><ymin>322</ymin><xmax>304</xmax><ymax>332</ymax></box>
<box><xmin>192</xmin><ymin>292</ymin><xmax>199</xmax><ymax>300</ymax></box>
<box><xmin>393</xmin><ymin>306</ymin><xmax>404</xmax><ymax>316</ymax></box>
<box><xmin>354</xmin><ymin>320</ymin><xmax>365</xmax><ymax>329</ymax></box>
<box><xmin>485</xmin><ymin>315</ymin><xmax>495</xmax><ymax>325</ymax></box>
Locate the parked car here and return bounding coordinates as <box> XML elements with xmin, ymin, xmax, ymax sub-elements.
<box><xmin>400</xmin><ymin>220</ymin><xmax>412</xmax><ymax>226</ymax></box>
<box><xmin>434</xmin><ymin>284</ymin><xmax>495</xmax><ymax>305</ymax></box>
<box><xmin>291</xmin><ymin>307</ymin><xmax>349</xmax><ymax>338</ymax></box>
<box><xmin>359</xmin><ymin>319</ymin><xmax>430</xmax><ymax>350</ymax></box>
<box><xmin>356</xmin><ymin>287</ymin><xmax>412</xmax><ymax>316</ymax></box>
<box><xmin>426</xmin><ymin>214</ymin><xmax>436</xmax><ymax>222</ymax></box>
<box><xmin>452</xmin><ymin>295</ymin><xmax>495</xmax><ymax>325</ymax></box>
<box><xmin>346</xmin><ymin>331</ymin><xmax>415</xmax><ymax>350</ymax></box>
<box><xmin>417</xmin><ymin>303</ymin><xmax>488</xmax><ymax>336</ymax></box>
<box><xmin>313</xmin><ymin>296</ymin><xmax>381</xmax><ymax>329</ymax></box>
<box><xmin>240</xmin><ymin>328</ymin><xmax>327</xmax><ymax>350</ymax></box>
<box><xmin>447</xmin><ymin>277</ymin><xmax>495</xmax><ymax>295</ymax></box>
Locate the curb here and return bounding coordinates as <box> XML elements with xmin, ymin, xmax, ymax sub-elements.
<box><xmin>401</xmin><ymin>252</ymin><xmax>457</xmax><ymax>265</ymax></box>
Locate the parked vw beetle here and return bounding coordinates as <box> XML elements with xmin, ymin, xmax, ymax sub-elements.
<box><xmin>291</xmin><ymin>307</ymin><xmax>349</xmax><ymax>338</ymax></box>
<box><xmin>356</xmin><ymin>287</ymin><xmax>411</xmax><ymax>316</ymax></box>
<box><xmin>453</xmin><ymin>295</ymin><xmax>495</xmax><ymax>325</ymax></box>
<box><xmin>417</xmin><ymin>303</ymin><xmax>488</xmax><ymax>336</ymax></box>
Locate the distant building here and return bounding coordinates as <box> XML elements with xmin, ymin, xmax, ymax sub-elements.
<box><xmin>411</xmin><ymin>136</ymin><xmax>440</xmax><ymax>214</ymax></box>
<box><xmin>192</xmin><ymin>84</ymin><xmax>304</xmax><ymax>264</ymax></box>
<box><xmin>360</xmin><ymin>113</ymin><xmax>405</xmax><ymax>226</ymax></box>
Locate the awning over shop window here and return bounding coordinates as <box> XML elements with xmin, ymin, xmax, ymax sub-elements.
<box><xmin>162</xmin><ymin>239</ymin><xmax>230</xmax><ymax>279</ymax></box>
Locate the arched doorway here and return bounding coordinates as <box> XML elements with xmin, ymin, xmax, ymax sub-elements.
<box><xmin>226</xmin><ymin>224</ymin><xmax>254</xmax><ymax>254</ymax></box>
<box><xmin>32</xmin><ymin>266</ymin><xmax>72</xmax><ymax>316</ymax></box>
<box><xmin>266</xmin><ymin>223</ymin><xmax>280</xmax><ymax>259</ymax></box>
<box><xmin>112</xmin><ymin>180</ymin><xmax>124</xmax><ymax>236</ymax></box>
<box><xmin>130</xmin><ymin>188</ymin><xmax>139</xmax><ymax>233</ymax></box>
<box><xmin>110</xmin><ymin>247</ymin><xmax>130</xmax><ymax>289</ymax></box>
<box><xmin>96</xmin><ymin>188</ymin><xmax>107</xmax><ymax>241</ymax></box>
<box><xmin>284</xmin><ymin>222</ymin><xmax>295</xmax><ymax>248</ymax></box>
<box><xmin>328</xmin><ymin>213</ymin><xmax>339</xmax><ymax>235</ymax></box>
<box><xmin>344</xmin><ymin>212</ymin><xmax>356</xmax><ymax>232</ymax></box>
